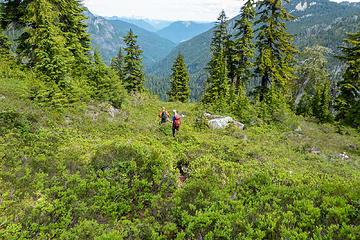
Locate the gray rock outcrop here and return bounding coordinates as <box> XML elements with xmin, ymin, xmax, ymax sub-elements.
<box><xmin>208</xmin><ymin>117</ymin><xmax>234</xmax><ymax>129</ymax></box>
<box><xmin>205</xmin><ymin>113</ymin><xmax>244</xmax><ymax>130</ymax></box>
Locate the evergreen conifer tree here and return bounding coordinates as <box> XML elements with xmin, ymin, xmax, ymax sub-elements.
<box><xmin>56</xmin><ymin>0</ymin><xmax>92</xmax><ymax>74</ymax></box>
<box><xmin>0</xmin><ymin>33</ymin><xmax>11</xmax><ymax>57</ymax></box>
<box><xmin>311</xmin><ymin>82</ymin><xmax>332</xmax><ymax>123</ymax></box>
<box><xmin>335</xmin><ymin>31</ymin><xmax>360</xmax><ymax>127</ymax></box>
<box><xmin>202</xmin><ymin>11</ymin><xmax>230</xmax><ymax>106</ymax></box>
<box><xmin>23</xmin><ymin>0</ymin><xmax>86</xmax><ymax>107</ymax></box>
<box><xmin>123</xmin><ymin>29</ymin><xmax>145</xmax><ymax>92</ymax></box>
<box><xmin>202</xmin><ymin>48</ymin><xmax>229</xmax><ymax>109</ymax></box>
<box><xmin>168</xmin><ymin>53</ymin><xmax>190</xmax><ymax>102</ymax></box>
<box><xmin>229</xmin><ymin>83</ymin><xmax>255</xmax><ymax>123</ymax></box>
<box><xmin>0</xmin><ymin>0</ymin><xmax>91</xmax><ymax>69</ymax></box>
<box><xmin>296</xmin><ymin>91</ymin><xmax>312</xmax><ymax>117</ymax></box>
<box><xmin>111</xmin><ymin>47</ymin><xmax>125</xmax><ymax>81</ymax></box>
<box><xmin>254</xmin><ymin>0</ymin><xmax>298</xmax><ymax>101</ymax></box>
<box><xmin>26</xmin><ymin>0</ymin><xmax>71</xmax><ymax>86</ymax></box>
<box><xmin>0</xmin><ymin>0</ymin><xmax>121</xmax><ymax>107</ymax></box>
<box><xmin>91</xmin><ymin>49</ymin><xmax>126</xmax><ymax>108</ymax></box>
<box><xmin>232</xmin><ymin>0</ymin><xmax>255</xmax><ymax>94</ymax></box>
<box><xmin>92</xmin><ymin>49</ymin><xmax>108</xmax><ymax>89</ymax></box>
<box><xmin>210</xmin><ymin>10</ymin><xmax>229</xmax><ymax>51</ymax></box>
<box><xmin>210</xmin><ymin>10</ymin><xmax>236</xmax><ymax>86</ymax></box>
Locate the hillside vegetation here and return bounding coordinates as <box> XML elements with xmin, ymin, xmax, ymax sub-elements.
<box><xmin>1</xmin><ymin>60</ymin><xmax>360</xmax><ymax>239</ymax></box>
<box><xmin>0</xmin><ymin>0</ymin><xmax>359</xmax><ymax>239</ymax></box>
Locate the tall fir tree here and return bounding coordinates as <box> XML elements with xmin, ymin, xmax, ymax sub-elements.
<box><xmin>91</xmin><ymin>49</ymin><xmax>126</xmax><ymax>108</ymax></box>
<box><xmin>0</xmin><ymin>0</ymin><xmax>91</xmax><ymax>71</ymax></box>
<box><xmin>202</xmin><ymin>10</ymin><xmax>230</xmax><ymax>106</ymax></box>
<box><xmin>311</xmin><ymin>82</ymin><xmax>332</xmax><ymax>123</ymax></box>
<box><xmin>23</xmin><ymin>0</ymin><xmax>88</xmax><ymax>107</ymax></box>
<box><xmin>335</xmin><ymin>30</ymin><xmax>360</xmax><ymax>127</ymax></box>
<box><xmin>56</xmin><ymin>0</ymin><xmax>92</xmax><ymax>74</ymax></box>
<box><xmin>168</xmin><ymin>53</ymin><xmax>190</xmax><ymax>102</ymax></box>
<box><xmin>202</xmin><ymin>48</ymin><xmax>229</xmax><ymax>110</ymax></box>
<box><xmin>111</xmin><ymin>47</ymin><xmax>125</xmax><ymax>81</ymax></box>
<box><xmin>232</xmin><ymin>0</ymin><xmax>255</xmax><ymax>95</ymax></box>
<box><xmin>123</xmin><ymin>29</ymin><xmax>145</xmax><ymax>92</ymax></box>
<box><xmin>211</xmin><ymin>10</ymin><xmax>235</xmax><ymax>86</ymax></box>
<box><xmin>254</xmin><ymin>0</ymin><xmax>298</xmax><ymax>101</ymax></box>
<box><xmin>0</xmin><ymin>0</ymin><xmax>123</xmax><ymax>107</ymax></box>
<box><xmin>210</xmin><ymin>10</ymin><xmax>229</xmax><ymax>51</ymax></box>
<box><xmin>26</xmin><ymin>0</ymin><xmax>71</xmax><ymax>86</ymax></box>
<box><xmin>91</xmin><ymin>49</ymin><xmax>108</xmax><ymax>90</ymax></box>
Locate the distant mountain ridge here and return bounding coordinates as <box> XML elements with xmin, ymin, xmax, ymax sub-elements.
<box><xmin>84</xmin><ymin>11</ymin><xmax>176</xmax><ymax>65</ymax></box>
<box><xmin>102</xmin><ymin>16</ymin><xmax>174</xmax><ymax>32</ymax></box>
<box><xmin>156</xmin><ymin>21</ymin><xmax>215</xmax><ymax>44</ymax></box>
<box><xmin>146</xmin><ymin>0</ymin><xmax>360</xmax><ymax>100</ymax></box>
<box><xmin>102</xmin><ymin>16</ymin><xmax>215</xmax><ymax>44</ymax></box>
<box><xmin>104</xmin><ymin>17</ymin><xmax>158</xmax><ymax>32</ymax></box>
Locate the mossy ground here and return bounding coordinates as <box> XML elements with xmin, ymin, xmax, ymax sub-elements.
<box><xmin>1</xmin><ymin>63</ymin><xmax>360</xmax><ymax>239</ymax></box>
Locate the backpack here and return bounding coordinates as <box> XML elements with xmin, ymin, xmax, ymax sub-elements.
<box><xmin>161</xmin><ymin>111</ymin><xmax>167</xmax><ymax>122</ymax></box>
<box><xmin>173</xmin><ymin>114</ymin><xmax>181</xmax><ymax>127</ymax></box>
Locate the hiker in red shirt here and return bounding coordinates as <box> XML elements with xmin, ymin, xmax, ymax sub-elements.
<box><xmin>171</xmin><ymin>110</ymin><xmax>181</xmax><ymax>137</ymax></box>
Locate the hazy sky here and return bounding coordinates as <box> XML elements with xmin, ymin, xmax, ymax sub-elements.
<box><xmin>82</xmin><ymin>0</ymin><xmax>360</xmax><ymax>21</ymax></box>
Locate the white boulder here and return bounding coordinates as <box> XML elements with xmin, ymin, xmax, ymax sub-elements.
<box><xmin>208</xmin><ymin>117</ymin><xmax>234</xmax><ymax>129</ymax></box>
<box><xmin>205</xmin><ymin>113</ymin><xmax>245</xmax><ymax>130</ymax></box>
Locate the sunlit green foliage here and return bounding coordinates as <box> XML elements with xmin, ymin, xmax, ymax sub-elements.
<box><xmin>254</xmin><ymin>0</ymin><xmax>298</xmax><ymax>100</ymax></box>
<box><xmin>1</xmin><ymin>57</ymin><xmax>359</xmax><ymax>238</ymax></box>
<box><xmin>232</xmin><ymin>0</ymin><xmax>255</xmax><ymax>93</ymax></box>
<box><xmin>335</xmin><ymin>30</ymin><xmax>360</xmax><ymax>128</ymax></box>
<box><xmin>0</xmin><ymin>0</ymin><xmax>126</xmax><ymax>109</ymax></box>
<box><xmin>111</xmin><ymin>47</ymin><xmax>126</xmax><ymax>81</ymax></box>
<box><xmin>168</xmin><ymin>53</ymin><xmax>191</xmax><ymax>102</ymax></box>
<box><xmin>123</xmin><ymin>29</ymin><xmax>145</xmax><ymax>93</ymax></box>
<box><xmin>89</xmin><ymin>50</ymin><xmax>126</xmax><ymax>108</ymax></box>
<box><xmin>202</xmin><ymin>48</ymin><xmax>229</xmax><ymax>112</ymax></box>
<box><xmin>0</xmin><ymin>1</ymin><xmax>359</xmax><ymax>239</ymax></box>
<box><xmin>202</xmin><ymin>11</ymin><xmax>230</xmax><ymax>111</ymax></box>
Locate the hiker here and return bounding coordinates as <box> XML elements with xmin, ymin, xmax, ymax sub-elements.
<box><xmin>159</xmin><ymin>107</ymin><xmax>169</xmax><ymax>124</ymax></box>
<box><xmin>171</xmin><ymin>110</ymin><xmax>181</xmax><ymax>137</ymax></box>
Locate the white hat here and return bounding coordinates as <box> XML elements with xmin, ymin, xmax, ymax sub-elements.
<box><xmin>173</xmin><ymin>109</ymin><xmax>176</xmax><ymax>113</ymax></box>
<box><xmin>162</xmin><ymin>107</ymin><xmax>165</xmax><ymax>110</ymax></box>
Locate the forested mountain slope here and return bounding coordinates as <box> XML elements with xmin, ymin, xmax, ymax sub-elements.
<box><xmin>84</xmin><ymin>10</ymin><xmax>176</xmax><ymax>65</ymax></box>
<box><xmin>146</xmin><ymin>0</ymin><xmax>360</xmax><ymax>100</ymax></box>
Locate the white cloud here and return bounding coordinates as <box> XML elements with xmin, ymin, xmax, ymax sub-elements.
<box><xmin>330</xmin><ymin>0</ymin><xmax>360</xmax><ymax>2</ymax></box>
<box><xmin>82</xmin><ymin>0</ymin><xmax>360</xmax><ymax>21</ymax></box>
<box><xmin>82</xmin><ymin>0</ymin><xmax>245</xmax><ymax>21</ymax></box>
